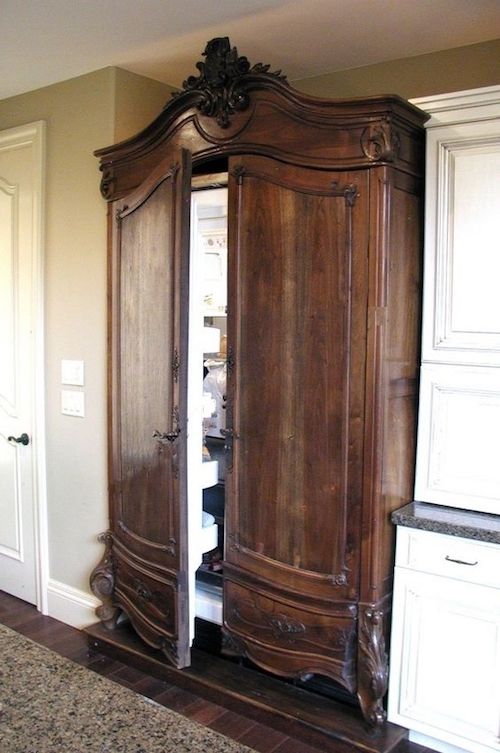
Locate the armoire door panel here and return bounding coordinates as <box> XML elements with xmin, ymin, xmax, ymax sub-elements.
<box><xmin>107</xmin><ymin>152</ymin><xmax>191</xmax><ymax>667</ymax></box>
<box><xmin>117</xmin><ymin>178</ymin><xmax>177</xmax><ymax>548</ymax></box>
<box><xmin>114</xmin><ymin>158</ymin><xmax>189</xmax><ymax>560</ymax></box>
<box><xmin>225</xmin><ymin>155</ymin><xmax>369</xmax><ymax>680</ymax></box>
<box><xmin>226</xmin><ymin>156</ymin><xmax>368</xmax><ymax>584</ymax></box>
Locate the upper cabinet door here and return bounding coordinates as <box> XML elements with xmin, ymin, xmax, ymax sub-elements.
<box><xmin>110</xmin><ymin>152</ymin><xmax>192</xmax><ymax>667</ymax></box>
<box><xmin>417</xmin><ymin>90</ymin><xmax>500</xmax><ymax>367</ymax></box>
<box><xmin>224</xmin><ymin>155</ymin><xmax>369</xmax><ymax>689</ymax></box>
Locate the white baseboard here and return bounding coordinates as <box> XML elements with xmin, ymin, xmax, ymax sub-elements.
<box><xmin>47</xmin><ymin>579</ymin><xmax>100</xmax><ymax>628</ymax></box>
<box><xmin>410</xmin><ymin>730</ymin><xmax>479</xmax><ymax>753</ymax></box>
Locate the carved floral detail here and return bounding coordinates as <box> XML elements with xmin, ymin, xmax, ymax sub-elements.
<box><xmin>342</xmin><ymin>184</ymin><xmax>359</xmax><ymax>207</ymax></box>
<box><xmin>267</xmin><ymin>612</ymin><xmax>306</xmax><ymax>641</ymax></box>
<box><xmin>361</xmin><ymin>121</ymin><xmax>401</xmax><ymax>163</ymax></box>
<box><xmin>329</xmin><ymin>572</ymin><xmax>348</xmax><ymax>586</ymax></box>
<box><xmin>226</xmin><ymin>344</ymin><xmax>235</xmax><ymax>376</ymax></box>
<box><xmin>175</xmin><ymin>37</ymin><xmax>287</xmax><ymax>128</ymax></box>
<box><xmin>358</xmin><ymin>606</ymin><xmax>389</xmax><ymax>726</ymax></box>
<box><xmin>230</xmin><ymin>165</ymin><xmax>246</xmax><ymax>185</ymax></box>
<box><xmin>163</xmin><ymin>537</ymin><xmax>177</xmax><ymax>556</ymax></box>
<box><xmin>171</xmin><ymin>348</ymin><xmax>180</xmax><ymax>383</ymax></box>
<box><xmin>230</xmin><ymin>604</ymin><xmax>306</xmax><ymax>645</ymax></box>
<box><xmin>100</xmin><ymin>167</ymin><xmax>116</xmax><ymax>200</ymax></box>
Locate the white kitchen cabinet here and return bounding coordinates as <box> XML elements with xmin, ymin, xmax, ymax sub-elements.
<box><xmin>388</xmin><ymin>526</ymin><xmax>500</xmax><ymax>753</ymax></box>
<box><xmin>411</xmin><ymin>86</ymin><xmax>500</xmax><ymax>514</ymax></box>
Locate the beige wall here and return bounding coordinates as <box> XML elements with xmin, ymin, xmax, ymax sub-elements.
<box><xmin>293</xmin><ymin>39</ymin><xmax>500</xmax><ymax>99</ymax></box>
<box><xmin>0</xmin><ymin>68</ymin><xmax>171</xmax><ymax>619</ymax></box>
<box><xmin>112</xmin><ymin>68</ymin><xmax>177</xmax><ymax>143</ymax></box>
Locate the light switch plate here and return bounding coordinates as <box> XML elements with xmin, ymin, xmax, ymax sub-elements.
<box><xmin>61</xmin><ymin>359</ymin><xmax>84</xmax><ymax>386</ymax></box>
<box><xmin>61</xmin><ymin>390</ymin><xmax>85</xmax><ymax>417</ymax></box>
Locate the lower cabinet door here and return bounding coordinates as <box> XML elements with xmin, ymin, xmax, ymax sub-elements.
<box><xmin>415</xmin><ymin>364</ymin><xmax>500</xmax><ymax>514</ymax></box>
<box><xmin>388</xmin><ymin>567</ymin><xmax>500</xmax><ymax>753</ymax></box>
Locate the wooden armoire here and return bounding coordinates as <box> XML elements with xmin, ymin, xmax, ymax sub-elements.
<box><xmin>90</xmin><ymin>37</ymin><xmax>427</xmax><ymax>736</ymax></box>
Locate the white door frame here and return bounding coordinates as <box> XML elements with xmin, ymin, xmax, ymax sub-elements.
<box><xmin>0</xmin><ymin>120</ymin><xmax>48</xmax><ymax>612</ymax></box>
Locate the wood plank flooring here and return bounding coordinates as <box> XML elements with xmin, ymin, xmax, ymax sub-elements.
<box><xmin>0</xmin><ymin>591</ymin><xmax>429</xmax><ymax>753</ymax></box>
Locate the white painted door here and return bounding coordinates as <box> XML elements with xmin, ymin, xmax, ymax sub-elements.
<box><xmin>0</xmin><ymin>122</ymin><xmax>45</xmax><ymax>605</ymax></box>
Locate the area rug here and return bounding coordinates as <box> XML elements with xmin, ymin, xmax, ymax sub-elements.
<box><xmin>0</xmin><ymin>623</ymin><xmax>253</xmax><ymax>753</ymax></box>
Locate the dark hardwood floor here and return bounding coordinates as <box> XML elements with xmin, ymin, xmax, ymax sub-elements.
<box><xmin>0</xmin><ymin>591</ymin><xmax>429</xmax><ymax>753</ymax></box>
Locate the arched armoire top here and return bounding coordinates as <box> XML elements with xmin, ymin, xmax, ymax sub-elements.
<box><xmin>95</xmin><ymin>37</ymin><xmax>428</xmax><ymax>201</ymax></box>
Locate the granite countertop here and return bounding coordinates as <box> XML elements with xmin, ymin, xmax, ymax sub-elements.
<box><xmin>392</xmin><ymin>501</ymin><xmax>500</xmax><ymax>545</ymax></box>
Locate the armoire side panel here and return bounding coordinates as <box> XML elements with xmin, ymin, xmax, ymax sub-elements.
<box><xmin>354</xmin><ymin>168</ymin><xmax>423</xmax><ymax>723</ymax></box>
<box><xmin>379</xmin><ymin>173</ymin><xmax>422</xmax><ymax>593</ymax></box>
<box><xmin>361</xmin><ymin>169</ymin><xmax>423</xmax><ymax>605</ymax></box>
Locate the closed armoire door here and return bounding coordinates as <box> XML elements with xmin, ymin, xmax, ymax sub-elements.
<box><xmin>223</xmin><ymin>155</ymin><xmax>370</xmax><ymax>690</ymax></box>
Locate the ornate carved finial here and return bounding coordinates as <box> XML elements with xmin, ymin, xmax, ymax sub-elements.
<box><xmin>175</xmin><ymin>37</ymin><xmax>287</xmax><ymax>128</ymax></box>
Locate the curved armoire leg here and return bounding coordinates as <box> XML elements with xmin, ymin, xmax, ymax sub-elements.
<box><xmin>357</xmin><ymin>605</ymin><xmax>389</xmax><ymax>726</ymax></box>
<box><xmin>89</xmin><ymin>531</ymin><xmax>121</xmax><ymax>629</ymax></box>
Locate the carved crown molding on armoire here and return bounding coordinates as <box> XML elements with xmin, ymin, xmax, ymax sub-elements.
<box><xmin>89</xmin><ymin>37</ymin><xmax>428</xmax><ymax>742</ymax></box>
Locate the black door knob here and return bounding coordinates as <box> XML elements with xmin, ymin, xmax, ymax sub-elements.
<box><xmin>7</xmin><ymin>433</ymin><xmax>30</xmax><ymax>446</ymax></box>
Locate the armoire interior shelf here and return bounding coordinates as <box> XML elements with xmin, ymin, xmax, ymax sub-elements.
<box><xmin>88</xmin><ymin>37</ymin><xmax>428</xmax><ymax>748</ymax></box>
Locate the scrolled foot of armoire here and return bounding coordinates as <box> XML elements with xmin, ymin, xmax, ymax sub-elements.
<box><xmin>357</xmin><ymin>605</ymin><xmax>389</xmax><ymax>727</ymax></box>
<box><xmin>89</xmin><ymin>531</ymin><xmax>121</xmax><ymax>630</ymax></box>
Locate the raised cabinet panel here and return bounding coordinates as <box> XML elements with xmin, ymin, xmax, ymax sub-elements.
<box><xmin>415</xmin><ymin>363</ymin><xmax>500</xmax><ymax>513</ymax></box>
<box><xmin>224</xmin><ymin>155</ymin><xmax>368</xmax><ymax>685</ymax></box>
<box><xmin>420</xmin><ymin>112</ymin><xmax>500</xmax><ymax>366</ymax></box>
<box><xmin>227</xmin><ymin>157</ymin><xmax>367</xmax><ymax>584</ymax></box>
<box><xmin>118</xmin><ymin>178</ymin><xmax>178</xmax><ymax>547</ymax></box>
<box><xmin>388</xmin><ymin>565</ymin><xmax>500</xmax><ymax>753</ymax></box>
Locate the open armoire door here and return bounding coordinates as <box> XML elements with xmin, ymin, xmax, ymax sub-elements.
<box><xmin>90</xmin><ymin>151</ymin><xmax>192</xmax><ymax>668</ymax></box>
<box><xmin>89</xmin><ymin>36</ymin><xmax>428</xmax><ymax>737</ymax></box>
